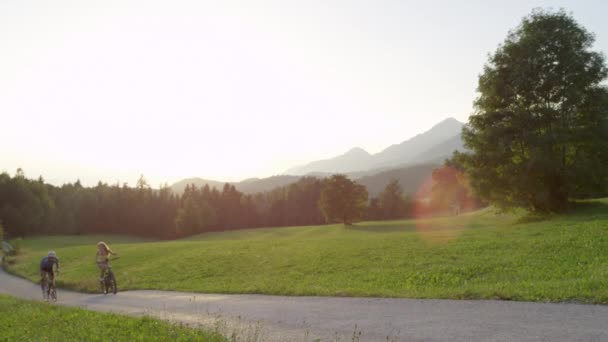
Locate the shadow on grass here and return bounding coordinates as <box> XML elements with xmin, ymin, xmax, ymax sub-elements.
<box><xmin>515</xmin><ymin>212</ymin><xmax>553</xmax><ymax>224</ymax></box>
<box><xmin>564</xmin><ymin>200</ymin><xmax>608</xmax><ymax>220</ymax></box>
<box><xmin>345</xmin><ymin>222</ymin><xmax>418</xmax><ymax>233</ymax></box>
<box><xmin>515</xmin><ymin>199</ymin><xmax>608</xmax><ymax>224</ymax></box>
<box><xmin>346</xmin><ymin>220</ymin><xmax>469</xmax><ymax>234</ymax></box>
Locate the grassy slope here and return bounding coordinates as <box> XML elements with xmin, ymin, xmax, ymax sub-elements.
<box><xmin>6</xmin><ymin>199</ymin><xmax>608</xmax><ymax>303</ymax></box>
<box><xmin>0</xmin><ymin>294</ymin><xmax>224</xmax><ymax>341</ymax></box>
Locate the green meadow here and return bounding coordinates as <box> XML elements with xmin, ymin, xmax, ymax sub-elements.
<box><xmin>5</xmin><ymin>199</ymin><xmax>608</xmax><ymax>303</ymax></box>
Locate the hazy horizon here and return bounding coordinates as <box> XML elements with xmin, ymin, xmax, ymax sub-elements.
<box><xmin>2</xmin><ymin>1</ymin><xmax>607</xmax><ymax>187</ymax></box>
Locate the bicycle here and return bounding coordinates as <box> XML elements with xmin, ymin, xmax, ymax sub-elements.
<box><xmin>98</xmin><ymin>257</ymin><xmax>119</xmax><ymax>295</ymax></box>
<box><xmin>41</xmin><ymin>272</ymin><xmax>57</xmax><ymax>302</ymax></box>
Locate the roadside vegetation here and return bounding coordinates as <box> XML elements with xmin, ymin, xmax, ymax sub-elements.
<box><xmin>6</xmin><ymin>198</ymin><xmax>608</xmax><ymax>303</ymax></box>
<box><xmin>0</xmin><ymin>294</ymin><xmax>225</xmax><ymax>341</ymax></box>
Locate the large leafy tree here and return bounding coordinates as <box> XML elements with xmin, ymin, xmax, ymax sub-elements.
<box><xmin>319</xmin><ymin>175</ymin><xmax>368</xmax><ymax>225</ymax></box>
<box><xmin>461</xmin><ymin>9</ymin><xmax>608</xmax><ymax>212</ymax></box>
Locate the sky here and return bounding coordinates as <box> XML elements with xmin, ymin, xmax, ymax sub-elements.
<box><xmin>1</xmin><ymin>0</ymin><xmax>607</xmax><ymax>186</ymax></box>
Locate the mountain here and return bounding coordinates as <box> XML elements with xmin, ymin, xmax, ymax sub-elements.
<box><xmin>170</xmin><ymin>175</ymin><xmax>300</xmax><ymax>195</ymax></box>
<box><xmin>409</xmin><ymin>133</ymin><xmax>466</xmax><ymax>165</ymax></box>
<box><xmin>171</xmin><ymin>164</ymin><xmax>438</xmax><ymax>199</ymax></box>
<box><xmin>172</xmin><ymin>118</ymin><xmax>466</xmax><ymax>196</ymax></box>
<box><xmin>285</xmin><ymin>147</ymin><xmax>373</xmax><ymax>175</ymax></box>
<box><xmin>170</xmin><ymin>178</ymin><xmax>226</xmax><ymax>194</ymax></box>
<box><xmin>356</xmin><ymin>163</ymin><xmax>439</xmax><ymax>198</ymax></box>
<box><xmin>236</xmin><ymin>175</ymin><xmax>300</xmax><ymax>194</ymax></box>
<box><xmin>285</xmin><ymin>118</ymin><xmax>464</xmax><ymax>175</ymax></box>
<box><xmin>370</xmin><ymin>118</ymin><xmax>464</xmax><ymax>169</ymax></box>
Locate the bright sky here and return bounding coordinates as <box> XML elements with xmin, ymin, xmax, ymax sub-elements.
<box><xmin>1</xmin><ymin>0</ymin><xmax>607</xmax><ymax>186</ymax></box>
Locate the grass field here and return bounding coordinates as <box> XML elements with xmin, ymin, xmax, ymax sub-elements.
<box><xmin>5</xmin><ymin>199</ymin><xmax>608</xmax><ymax>303</ymax></box>
<box><xmin>0</xmin><ymin>294</ymin><xmax>225</xmax><ymax>341</ymax></box>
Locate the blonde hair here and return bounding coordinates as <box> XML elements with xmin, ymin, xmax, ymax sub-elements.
<box><xmin>97</xmin><ymin>241</ymin><xmax>112</xmax><ymax>254</ymax></box>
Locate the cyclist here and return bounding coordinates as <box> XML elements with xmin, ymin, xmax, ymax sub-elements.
<box><xmin>96</xmin><ymin>241</ymin><xmax>117</xmax><ymax>283</ymax></box>
<box><xmin>40</xmin><ymin>251</ymin><xmax>60</xmax><ymax>297</ymax></box>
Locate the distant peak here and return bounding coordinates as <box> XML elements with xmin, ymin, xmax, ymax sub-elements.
<box><xmin>345</xmin><ymin>147</ymin><xmax>370</xmax><ymax>156</ymax></box>
<box><xmin>240</xmin><ymin>177</ymin><xmax>260</xmax><ymax>184</ymax></box>
<box><xmin>434</xmin><ymin>117</ymin><xmax>464</xmax><ymax>128</ymax></box>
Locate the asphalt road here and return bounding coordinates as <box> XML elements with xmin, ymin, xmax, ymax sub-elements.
<box><xmin>1</xmin><ymin>267</ymin><xmax>607</xmax><ymax>341</ymax></box>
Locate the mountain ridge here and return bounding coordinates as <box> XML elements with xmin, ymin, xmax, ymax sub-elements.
<box><xmin>170</xmin><ymin>163</ymin><xmax>440</xmax><ymax>199</ymax></box>
<box><xmin>170</xmin><ymin>117</ymin><xmax>468</xmax><ymax>196</ymax></box>
<box><xmin>170</xmin><ymin>175</ymin><xmax>300</xmax><ymax>195</ymax></box>
<box><xmin>286</xmin><ymin>117</ymin><xmax>465</xmax><ymax>175</ymax></box>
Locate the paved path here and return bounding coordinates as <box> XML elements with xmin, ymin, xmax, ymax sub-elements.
<box><xmin>1</xmin><ymin>267</ymin><xmax>607</xmax><ymax>341</ymax></box>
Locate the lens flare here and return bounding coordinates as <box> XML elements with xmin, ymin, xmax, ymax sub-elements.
<box><xmin>411</xmin><ymin>166</ymin><xmax>478</xmax><ymax>244</ymax></box>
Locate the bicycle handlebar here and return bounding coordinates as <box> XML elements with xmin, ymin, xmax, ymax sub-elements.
<box><xmin>95</xmin><ymin>256</ymin><xmax>120</xmax><ymax>264</ymax></box>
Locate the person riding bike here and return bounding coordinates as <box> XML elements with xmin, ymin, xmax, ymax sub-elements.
<box><xmin>40</xmin><ymin>251</ymin><xmax>60</xmax><ymax>296</ymax></box>
<box><xmin>96</xmin><ymin>241</ymin><xmax>117</xmax><ymax>282</ymax></box>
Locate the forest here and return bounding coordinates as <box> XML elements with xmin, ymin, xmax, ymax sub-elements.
<box><xmin>0</xmin><ymin>165</ymin><xmax>476</xmax><ymax>239</ymax></box>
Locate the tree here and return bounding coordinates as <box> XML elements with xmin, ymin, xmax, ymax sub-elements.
<box><xmin>219</xmin><ymin>184</ymin><xmax>243</xmax><ymax>229</ymax></box>
<box><xmin>318</xmin><ymin>175</ymin><xmax>368</xmax><ymax>225</ymax></box>
<box><xmin>0</xmin><ymin>171</ymin><xmax>55</xmax><ymax>236</ymax></box>
<box><xmin>366</xmin><ymin>198</ymin><xmax>382</xmax><ymax>220</ymax></box>
<box><xmin>136</xmin><ymin>174</ymin><xmax>150</xmax><ymax>190</ymax></box>
<box><xmin>378</xmin><ymin>179</ymin><xmax>409</xmax><ymax>219</ymax></box>
<box><xmin>460</xmin><ymin>9</ymin><xmax>608</xmax><ymax>212</ymax></box>
<box><xmin>15</xmin><ymin>168</ymin><xmax>24</xmax><ymax>179</ymax></box>
<box><xmin>175</xmin><ymin>185</ymin><xmax>201</xmax><ymax>237</ymax></box>
<box><xmin>174</xmin><ymin>198</ymin><xmax>203</xmax><ymax>237</ymax></box>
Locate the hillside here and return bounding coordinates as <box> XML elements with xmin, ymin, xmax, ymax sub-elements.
<box><xmin>286</xmin><ymin>117</ymin><xmax>464</xmax><ymax>175</ymax></box>
<box><xmin>357</xmin><ymin>163</ymin><xmax>439</xmax><ymax>197</ymax></box>
<box><xmin>171</xmin><ymin>118</ymin><xmax>465</xmax><ymax>195</ymax></box>
<box><xmin>171</xmin><ymin>118</ymin><xmax>465</xmax><ymax>196</ymax></box>
<box><xmin>370</xmin><ymin>118</ymin><xmax>464</xmax><ymax>169</ymax></box>
<box><xmin>170</xmin><ymin>178</ymin><xmax>226</xmax><ymax>194</ymax></box>
<box><xmin>170</xmin><ymin>175</ymin><xmax>300</xmax><ymax>195</ymax></box>
<box><xmin>284</xmin><ymin>147</ymin><xmax>373</xmax><ymax>175</ymax></box>
<box><xmin>409</xmin><ymin>133</ymin><xmax>465</xmax><ymax>165</ymax></box>
<box><xmin>236</xmin><ymin>175</ymin><xmax>300</xmax><ymax>193</ymax></box>
<box><xmin>171</xmin><ymin>164</ymin><xmax>438</xmax><ymax>198</ymax></box>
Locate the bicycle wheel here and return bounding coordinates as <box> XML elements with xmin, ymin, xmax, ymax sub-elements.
<box><xmin>50</xmin><ymin>286</ymin><xmax>57</xmax><ymax>302</ymax></box>
<box><xmin>41</xmin><ymin>282</ymin><xmax>48</xmax><ymax>301</ymax></box>
<box><xmin>104</xmin><ymin>278</ymin><xmax>109</xmax><ymax>295</ymax></box>
<box><xmin>108</xmin><ymin>270</ymin><xmax>117</xmax><ymax>294</ymax></box>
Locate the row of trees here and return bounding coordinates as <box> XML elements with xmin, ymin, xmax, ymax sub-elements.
<box><xmin>174</xmin><ymin>183</ymin><xmax>258</xmax><ymax>236</ymax></box>
<box><xmin>0</xmin><ymin>166</ymin><xmax>477</xmax><ymax>239</ymax></box>
<box><xmin>0</xmin><ymin>171</ymin><xmax>177</xmax><ymax>238</ymax></box>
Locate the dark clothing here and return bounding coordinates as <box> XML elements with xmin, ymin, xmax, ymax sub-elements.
<box><xmin>40</xmin><ymin>256</ymin><xmax>59</xmax><ymax>296</ymax></box>
<box><xmin>40</xmin><ymin>256</ymin><xmax>60</xmax><ymax>272</ymax></box>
